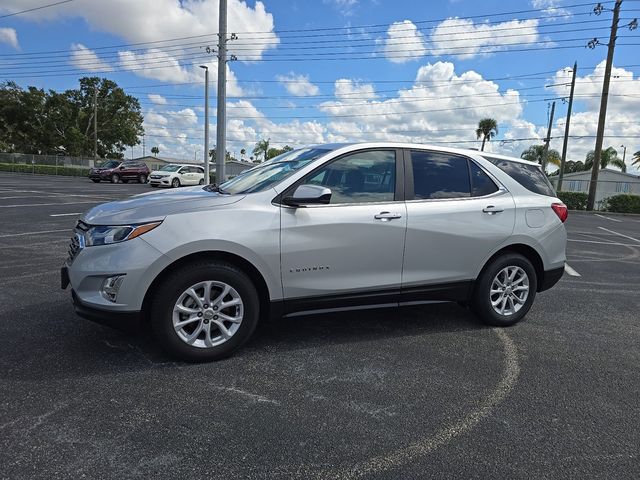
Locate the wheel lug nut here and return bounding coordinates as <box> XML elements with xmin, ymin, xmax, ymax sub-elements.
<box><xmin>213</xmin><ymin>306</ymin><xmax>218</xmax><ymax>311</ymax></box>
<box><xmin>213</xmin><ymin>315</ymin><xmax>218</xmax><ymax>320</ymax></box>
<box><xmin>204</xmin><ymin>304</ymin><xmax>209</xmax><ymax>309</ymax></box>
<box><xmin>197</xmin><ymin>312</ymin><xmax>203</xmax><ymax>317</ymax></box>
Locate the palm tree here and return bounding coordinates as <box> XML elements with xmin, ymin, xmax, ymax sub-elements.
<box><xmin>240</xmin><ymin>148</ymin><xmax>246</xmax><ymax>161</ymax></box>
<box><xmin>253</xmin><ymin>138</ymin><xmax>270</xmax><ymax>162</ymax></box>
<box><xmin>584</xmin><ymin>146</ymin><xmax>627</xmax><ymax>172</ymax></box>
<box><xmin>520</xmin><ymin>145</ymin><xmax>561</xmax><ymax>170</ymax></box>
<box><xmin>151</xmin><ymin>146</ymin><xmax>159</xmax><ymax>157</ymax></box>
<box><xmin>475</xmin><ymin>118</ymin><xmax>498</xmax><ymax>151</ymax></box>
<box><xmin>632</xmin><ymin>150</ymin><xmax>640</xmax><ymax>167</ymax></box>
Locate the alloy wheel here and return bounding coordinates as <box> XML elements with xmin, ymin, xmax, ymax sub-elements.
<box><xmin>489</xmin><ymin>266</ymin><xmax>529</xmax><ymax>316</ymax></box>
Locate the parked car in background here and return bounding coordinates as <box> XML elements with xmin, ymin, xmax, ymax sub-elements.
<box><xmin>63</xmin><ymin>142</ymin><xmax>567</xmax><ymax>362</ymax></box>
<box><xmin>88</xmin><ymin>160</ymin><xmax>150</xmax><ymax>184</ymax></box>
<box><xmin>149</xmin><ymin>164</ymin><xmax>205</xmax><ymax>188</ymax></box>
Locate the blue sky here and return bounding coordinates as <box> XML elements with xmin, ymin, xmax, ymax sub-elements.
<box><xmin>0</xmin><ymin>0</ymin><xmax>638</xmax><ymax>171</ymax></box>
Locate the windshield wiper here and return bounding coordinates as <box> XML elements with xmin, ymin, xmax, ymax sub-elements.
<box><xmin>203</xmin><ymin>183</ymin><xmax>227</xmax><ymax>194</ymax></box>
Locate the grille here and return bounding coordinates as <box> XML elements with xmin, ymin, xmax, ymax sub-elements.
<box><xmin>67</xmin><ymin>234</ymin><xmax>81</xmax><ymax>264</ymax></box>
<box><xmin>150</xmin><ymin>175</ymin><xmax>162</xmax><ymax>179</ymax></box>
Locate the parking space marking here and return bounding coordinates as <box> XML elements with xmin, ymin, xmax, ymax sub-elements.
<box><xmin>0</xmin><ymin>229</ymin><xmax>69</xmax><ymax>238</ymax></box>
<box><xmin>564</xmin><ymin>263</ymin><xmax>581</xmax><ymax>277</ymax></box>
<box><xmin>0</xmin><ymin>201</ymin><xmax>99</xmax><ymax>208</ymax></box>
<box><xmin>49</xmin><ymin>213</ymin><xmax>81</xmax><ymax>217</ymax></box>
<box><xmin>597</xmin><ymin>227</ymin><xmax>640</xmax><ymax>245</ymax></box>
<box><xmin>594</xmin><ymin>214</ymin><xmax>622</xmax><ymax>223</ymax></box>
<box><xmin>568</xmin><ymin>239</ymin><xmax>640</xmax><ymax>247</ymax></box>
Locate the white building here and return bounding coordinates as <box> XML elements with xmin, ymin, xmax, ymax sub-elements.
<box><xmin>550</xmin><ymin>169</ymin><xmax>640</xmax><ymax>210</ymax></box>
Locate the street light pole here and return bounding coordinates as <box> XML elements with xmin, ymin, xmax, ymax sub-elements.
<box><xmin>199</xmin><ymin>65</ymin><xmax>210</xmax><ymax>185</ymax></box>
<box><xmin>620</xmin><ymin>144</ymin><xmax>626</xmax><ymax>163</ymax></box>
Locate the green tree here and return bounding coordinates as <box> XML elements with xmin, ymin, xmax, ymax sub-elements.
<box><xmin>151</xmin><ymin>146</ymin><xmax>159</xmax><ymax>157</ymax></box>
<box><xmin>632</xmin><ymin>150</ymin><xmax>640</xmax><ymax>167</ymax></box>
<box><xmin>584</xmin><ymin>146</ymin><xmax>626</xmax><ymax>172</ymax></box>
<box><xmin>475</xmin><ymin>118</ymin><xmax>498</xmax><ymax>151</ymax></box>
<box><xmin>209</xmin><ymin>148</ymin><xmax>234</xmax><ymax>162</ymax></box>
<box><xmin>266</xmin><ymin>145</ymin><xmax>293</xmax><ymax>159</ymax></box>
<box><xmin>521</xmin><ymin>144</ymin><xmax>561</xmax><ymax>170</ymax></box>
<box><xmin>253</xmin><ymin>138</ymin><xmax>270</xmax><ymax>162</ymax></box>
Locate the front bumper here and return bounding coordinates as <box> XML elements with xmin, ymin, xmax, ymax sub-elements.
<box><xmin>149</xmin><ymin>176</ymin><xmax>171</xmax><ymax>186</ymax></box>
<box><xmin>72</xmin><ymin>290</ymin><xmax>141</xmax><ymax>331</ymax></box>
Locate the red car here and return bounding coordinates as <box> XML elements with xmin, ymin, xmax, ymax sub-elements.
<box><xmin>88</xmin><ymin>160</ymin><xmax>150</xmax><ymax>184</ymax></box>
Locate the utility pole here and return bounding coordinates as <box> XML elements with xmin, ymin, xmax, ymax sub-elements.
<box><xmin>587</xmin><ymin>0</ymin><xmax>622</xmax><ymax>211</ymax></box>
<box><xmin>557</xmin><ymin>62</ymin><xmax>577</xmax><ymax>192</ymax></box>
<box><xmin>200</xmin><ymin>65</ymin><xmax>210</xmax><ymax>184</ymax></box>
<box><xmin>142</xmin><ymin>133</ymin><xmax>145</xmax><ymax>157</ymax></box>
<box><xmin>620</xmin><ymin>144</ymin><xmax>626</xmax><ymax>163</ymax></box>
<box><xmin>215</xmin><ymin>0</ymin><xmax>228</xmax><ymax>183</ymax></box>
<box><xmin>541</xmin><ymin>101</ymin><xmax>555</xmax><ymax>173</ymax></box>
<box><xmin>93</xmin><ymin>87</ymin><xmax>98</xmax><ymax>160</ymax></box>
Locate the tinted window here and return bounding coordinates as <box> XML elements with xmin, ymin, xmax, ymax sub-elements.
<box><xmin>410</xmin><ymin>151</ymin><xmax>470</xmax><ymax>199</ymax></box>
<box><xmin>482</xmin><ymin>156</ymin><xmax>556</xmax><ymax>197</ymax></box>
<box><xmin>305</xmin><ymin>150</ymin><xmax>396</xmax><ymax>204</ymax></box>
<box><xmin>470</xmin><ymin>161</ymin><xmax>499</xmax><ymax>196</ymax></box>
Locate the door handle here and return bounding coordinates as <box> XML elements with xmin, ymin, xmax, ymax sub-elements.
<box><xmin>374</xmin><ymin>211</ymin><xmax>402</xmax><ymax>221</ymax></box>
<box><xmin>482</xmin><ymin>205</ymin><xmax>504</xmax><ymax>214</ymax></box>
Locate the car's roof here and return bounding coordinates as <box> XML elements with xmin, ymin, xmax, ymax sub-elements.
<box><xmin>308</xmin><ymin>141</ymin><xmax>539</xmax><ymax>167</ymax></box>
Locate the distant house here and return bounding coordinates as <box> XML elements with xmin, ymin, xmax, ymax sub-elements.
<box><xmin>549</xmin><ymin>169</ymin><xmax>640</xmax><ymax>209</ymax></box>
<box><xmin>131</xmin><ymin>156</ymin><xmax>254</xmax><ymax>181</ymax></box>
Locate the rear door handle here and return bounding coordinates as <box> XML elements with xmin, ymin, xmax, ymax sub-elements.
<box><xmin>482</xmin><ymin>205</ymin><xmax>504</xmax><ymax>214</ymax></box>
<box><xmin>374</xmin><ymin>211</ymin><xmax>402</xmax><ymax>221</ymax></box>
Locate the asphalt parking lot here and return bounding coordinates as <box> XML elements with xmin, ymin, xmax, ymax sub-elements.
<box><xmin>1</xmin><ymin>171</ymin><xmax>638</xmax><ymax>479</ymax></box>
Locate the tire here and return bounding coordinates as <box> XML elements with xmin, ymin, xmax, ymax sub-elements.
<box><xmin>111</xmin><ymin>173</ymin><xmax>120</xmax><ymax>184</ymax></box>
<box><xmin>150</xmin><ymin>261</ymin><xmax>260</xmax><ymax>362</ymax></box>
<box><xmin>198</xmin><ymin>179</ymin><xmax>204</xmax><ymax>185</ymax></box>
<box><xmin>171</xmin><ymin>177</ymin><xmax>180</xmax><ymax>188</ymax></box>
<box><xmin>91</xmin><ymin>179</ymin><xmax>100</xmax><ymax>183</ymax></box>
<box><xmin>139</xmin><ymin>174</ymin><xmax>147</xmax><ymax>184</ymax></box>
<box><xmin>122</xmin><ymin>179</ymin><xmax>129</xmax><ymax>184</ymax></box>
<box><xmin>471</xmin><ymin>253</ymin><xmax>537</xmax><ymax>327</ymax></box>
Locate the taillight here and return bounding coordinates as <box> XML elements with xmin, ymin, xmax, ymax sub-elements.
<box><xmin>551</xmin><ymin>202</ymin><xmax>568</xmax><ymax>223</ymax></box>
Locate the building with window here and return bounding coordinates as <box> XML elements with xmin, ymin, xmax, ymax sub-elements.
<box><xmin>549</xmin><ymin>169</ymin><xmax>640</xmax><ymax>209</ymax></box>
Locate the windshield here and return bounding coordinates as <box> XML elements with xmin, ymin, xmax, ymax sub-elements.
<box><xmin>218</xmin><ymin>148</ymin><xmax>332</xmax><ymax>194</ymax></box>
<box><xmin>159</xmin><ymin>165</ymin><xmax>182</xmax><ymax>172</ymax></box>
<box><xmin>99</xmin><ymin>160</ymin><xmax>120</xmax><ymax>169</ymax></box>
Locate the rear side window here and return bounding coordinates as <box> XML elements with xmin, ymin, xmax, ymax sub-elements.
<box><xmin>469</xmin><ymin>161</ymin><xmax>499</xmax><ymax>196</ymax></box>
<box><xmin>482</xmin><ymin>156</ymin><xmax>556</xmax><ymax>197</ymax></box>
<box><xmin>410</xmin><ymin>150</ymin><xmax>470</xmax><ymax>199</ymax></box>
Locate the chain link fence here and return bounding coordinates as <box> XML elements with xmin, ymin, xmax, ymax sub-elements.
<box><xmin>0</xmin><ymin>152</ymin><xmax>98</xmax><ymax>169</ymax></box>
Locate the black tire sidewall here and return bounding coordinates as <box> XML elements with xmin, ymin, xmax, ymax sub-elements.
<box><xmin>472</xmin><ymin>253</ymin><xmax>537</xmax><ymax>327</ymax></box>
<box><xmin>150</xmin><ymin>262</ymin><xmax>260</xmax><ymax>362</ymax></box>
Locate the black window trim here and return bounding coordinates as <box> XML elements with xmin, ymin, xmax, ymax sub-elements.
<box><xmin>275</xmin><ymin>147</ymin><xmax>405</xmax><ymax>207</ymax></box>
<box><xmin>403</xmin><ymin>148</ymin><xmax>507</xmax><ymax>203</ymax></box>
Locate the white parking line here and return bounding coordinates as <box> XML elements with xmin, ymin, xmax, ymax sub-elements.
<box><xmin>0</xmin><ymin>201</ymin><xmax>98</xmax><ymax>208</ymax></box>
<box><xmin>0</xmin><ymin>229</ymin><xmax>69</xmax><ymax>238</ymax></box>
<box><xmin>49</xmin><ymin>212</ymin><xmax>81</xmax><ymax>217</ymax></box>
<box><xmin>568</xmin><ymin>239</ymin><xmax>640</xmax><ymax>247</ymax></box>
<box><xmin>594</xmin><ymin>214</ymin><xmax>622</xmax><ymax>223</ymax></box>
<box><xmin>598</xmin><ymin>227</ymin><xmax>640</xmax><ymax>245</ymax></box>
<box><xmin>564</xmin><ymin>263</ymin><xmax>581</xmax><ymax>277</ymax></box>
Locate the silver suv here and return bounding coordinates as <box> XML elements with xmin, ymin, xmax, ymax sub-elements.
<box><xmin>61</xmin><ymin>143</ymin><xmax>567</xmax><ymax>361</ymax></box>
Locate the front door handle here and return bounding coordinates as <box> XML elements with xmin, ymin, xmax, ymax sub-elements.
<box><xmin>374</xmin><ymin>211</ymin><xmax>402</xmax><ymax>221</ymax></box>
<box><xmin>482</xmin><ymin>205</ymin><xmax>504</xmax><ymax>214</ymax></box>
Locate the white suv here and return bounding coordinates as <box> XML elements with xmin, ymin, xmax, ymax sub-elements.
<box><xmin>149</xmin><ymin>164</ymin><xmax>205</xmax><ymax>188</ymax></box>
<box><xmin>61</xmin><ymin>143</ymin><xmax>567</xmax><ymax>361</ymax></box>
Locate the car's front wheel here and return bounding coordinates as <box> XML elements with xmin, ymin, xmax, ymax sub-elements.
<box><xmin>150</xmin><ymin>261</ymin><xmax>260</xmax><ymax>361</ymax></box>
<box><xmin>171</xmin><ymin>177</ymin><xmax>180</xmax><ymax>188</ymax></box>
<box><xmin>471</xmin><ymin>253</ymin><xmax>537</xmax><ymax>327</ymax></box>
<box><xmin>111</xmin><ymin>173</ymin><xmax>120</xmax><ymax>184</ymax></box>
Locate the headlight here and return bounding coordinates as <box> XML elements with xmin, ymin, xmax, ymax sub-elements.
<box><xmin>84</xmin><ymin>221</ymin><xmax>162</xmax><ymax>246</ymax></box>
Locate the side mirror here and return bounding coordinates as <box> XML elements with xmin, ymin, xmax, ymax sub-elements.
<box><xmin>283</xmin><ymin>184</ymin><xmax>331</xmax><ymax>207</ymax></box>
<box><xmin>119</xmin><ymin>165</ymin><xmax>125</xmax><ymax>170</ymax></box>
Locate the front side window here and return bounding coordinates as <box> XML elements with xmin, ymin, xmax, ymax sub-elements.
<box><xmin>160</xmin><ymin>164</ymin><xmax>182</xmax><ymax>172</ymax></box>
<box><xmin>410</xmin><ymin>151</ymin><xmax>470</xmax><ymax>199</ymax></box>
<box><xmin>100</xmin><ymin>160</ymin><xmax>120</xmax><ymax>169</ymax></box>
<box><xmin>303</xmin><ymin>150</ymin><xmax>396</xmax><ymax>204</ymax></box>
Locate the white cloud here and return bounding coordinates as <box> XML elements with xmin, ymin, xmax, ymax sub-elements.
<box><xmin>148</xmin><ymin>94</ymin><xmax>168</xmax><ymax>105</ymax></box>
<box><xmin>69</xmin><ymin>43</ymin><xmax>113</xmax><ymax>72</ymax></box>
<box><xmin>334</xmin><ymin>79</ymin><xmax>376</xmax><ymax>101</ymax></box>
<box><xmin>531</xmin><ymin>0</ymin><xmax>572</xmax><ymax>19</ymax></box>
<box><xmin>276</xmin><ymin>72</ymin><xmax>320</xmax><ymax>96</ymax></box>
<box><xmin>383</xmin><ymin>21</ymin><xmax>427</xmax><ymax>63</ymax></box>
<box><xmin>324</xmin><ymin>0</ymin><xmax>359</xmax><ymax>16</ymax></box>
<box><xmin>0</xmin><ymin>27</ymin><xmax>19</xmax><ymax>49</ymax></box>
<box><xmin>430</xmin><ymin>18</ymin><xmax>540</xmax><ymax>59</ymax></box>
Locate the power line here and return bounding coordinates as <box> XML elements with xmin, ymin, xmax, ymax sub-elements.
<box><xmin>0</xmin><ymin>0</ymin><xmax>73</xmax><ymax>19</ymax></box>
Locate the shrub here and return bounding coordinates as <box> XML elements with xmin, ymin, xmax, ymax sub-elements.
<box><xmin>602</xmin><ymin>194</ymin><xmax>640</xmax><ymax>214</ymax></box>
<box><xmin>557</xmin><ymin>191</ymin><xmax>588</xmax><ymax>210</ymax></box>
<box><xmin>0</xmin><ymin>163</ymin><xmax>90</xmax><ymax>177</ymax></box>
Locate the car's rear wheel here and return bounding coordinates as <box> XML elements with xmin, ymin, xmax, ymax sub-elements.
<box><xmin>91</xmin><ymin>179</ymin><xmax>100</xmax><ymax>183</ymax></box>
<box><xmin>111</xmin><ymin>173</ymin><xmax>120</xmax><ymax>184</ymax></box>
<box><xmin>199</xmin><ymin>179</ymin><xmax>204</xmax><ymax>185</ymax></box>
<box><xmin>139</xmin><ymin>174</ymin><xmax>147</xmax><ymax>184</ymax></box>
<box><xmin>471</xmin><ymin>253</ymin><xmax>537</xmax><ymax>327</ymax></box>
<box><xmin>172</xmin><ymin>178</ymin><xmax>180</xmax><ymax>188</ymax></box>
<box><xmin>150</xmin><ymin>261</ymin><xmax>260</xmax><ymax>362</ymax></box>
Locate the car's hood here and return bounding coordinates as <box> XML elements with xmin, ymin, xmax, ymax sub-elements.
<box><xmin>82</xmin><ymin>186</ymin><xmax>244</xmax><ymax>225</ymax></box>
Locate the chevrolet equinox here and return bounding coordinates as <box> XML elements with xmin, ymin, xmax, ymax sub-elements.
<box><xmin>62</xmin><ymin>143</ymin><xmax>567</xmax><ymax>361</ymax></box>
